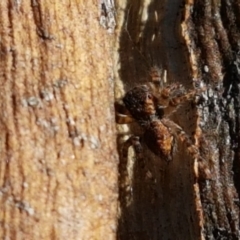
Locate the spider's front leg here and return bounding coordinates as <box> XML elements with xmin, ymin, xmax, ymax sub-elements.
<box><xmin>149</xmin><ymin>71</ymin><xmax>206</xmax><ymax>116</ymax></box>
<box><xmin>159</xmin><ymin>83</ymin><xmax>204</xmax><ymax>116</ymax></box>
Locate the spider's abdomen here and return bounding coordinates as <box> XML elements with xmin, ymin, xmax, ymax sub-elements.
<box><xmin>144</xmin><ymin>119</ymin><xmax>174</xmax><ymax>161</ymax></box>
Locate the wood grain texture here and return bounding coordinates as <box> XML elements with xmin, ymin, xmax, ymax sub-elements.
<box><xmin>0</xmin><ymin>1</ymin><xmax>118</xmax><ymax>239</ymax></box>
<box><xmin>116</xmin><ymin>0</ymin><xmax>240</xmax><ymax>239</ymax></box>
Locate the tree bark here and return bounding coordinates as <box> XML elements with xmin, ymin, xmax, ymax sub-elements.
<box><xmin>116</xmin><ymin>0</ymin><xmax>240</xmax><ymax>239</ymax></box>
<box><xmin>0</xmin><ymin>1</ymin><xmax>118</xmax><ymax>239</ymax></box>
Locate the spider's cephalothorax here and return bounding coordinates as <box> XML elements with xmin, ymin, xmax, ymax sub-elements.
<box><xmin>122</xmin><ymin>85</ymin><xmax>160</xmax><ymax>123</ymax></box>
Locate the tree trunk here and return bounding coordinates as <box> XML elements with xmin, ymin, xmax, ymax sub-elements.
<box><xmin>116</xmin><ymin>0</ymin><xmax>240</xmax><ymax>239</ymax></box>
<box><xmin>0</xmin><ymin>1</ymin><xmax>118</xmax><ymax>239</ymax></box>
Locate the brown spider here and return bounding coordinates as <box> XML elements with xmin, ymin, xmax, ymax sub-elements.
<box><xmin>116</xmin><ymin>73</ymin><xmax>211</xmax><ymax>208</ymax></box>
<box><xmin>116</xmin><ymin>82</ymin><xmax>204</xmax><ymax>162</ymax></box>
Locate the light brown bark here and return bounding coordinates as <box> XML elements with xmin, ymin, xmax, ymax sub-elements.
<box><xmin>0</xmin><ymin>1</ymin><xmax>118</xmax><ymax>239</ymax></box>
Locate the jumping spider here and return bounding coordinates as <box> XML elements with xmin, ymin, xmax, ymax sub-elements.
<box><xmin>116</xmin><ymin>70</ymin><xmax>210</xmax><ymax>179</ymax></box>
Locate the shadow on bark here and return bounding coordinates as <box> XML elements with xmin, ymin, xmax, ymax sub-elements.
<box><xmin>116</xmin><ymin>0</ymin><xmax>202</xmax><ymax>239</ymax></box>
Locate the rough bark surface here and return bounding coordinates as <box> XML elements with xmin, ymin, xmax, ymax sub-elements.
<box><xmin>0</xmin><ymin>1</ymin><xmax>118</xmax><ymax>239</ymax></box>
<box><xmin>115</xmin><ymin>0</ymin><xmax>240</xmax><ymax>239</ymax></box>
<box><xmin>183</xmin><ymin>1</ymin><xmax>240</xmax><ymax>239</ymax></box>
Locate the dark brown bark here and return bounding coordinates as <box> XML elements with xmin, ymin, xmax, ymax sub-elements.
<box><xmin>183</xmin><ymin>1</ymin><xmax>240</xmax><ymax>239</ymax></box>
<box><xmin>116</xmin><ymin>0</ymin><xmax>240</xmax><ymax>239</ymax></box>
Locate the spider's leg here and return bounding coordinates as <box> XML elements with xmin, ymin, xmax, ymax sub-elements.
<box><xmin>149</xmin><ymin>83</ymin><xmax>186</xmax><ymax>115</ymax></box>
<box><xmin>161</xmin><ymin>118</ymin><xmax>211</xmax><ymax>179</ymax></box>
<box><xmin>149</xmin><ymin>66</ymin><xmax>165</xmax><ymax>87</ymax></box>
<box><xmin>115</xmin><ymin>101</ymin><xmax>135</xmax><ymax>124</ymax></box>
<box><xmin>116</xmin><ymin>113</ymin><xmax>135</xmax><ymax>124</ymax></box>
<box><xmin>119</xmin><ymin>136</ymin><xmax>143</xmax><ymax>207</ymax></box>
<box><xmin>157</xmin><ymin>84</ymin><xmax>205</xmax><ymax>117</ymax></box>
<box><xmin>169</xmin><ymin>89</ymin><xmax>199</xmax><ymax>108</ymax></box>
<box><xmin>161</xmin><ymin>118</ymin><xmax>199</xmax><ymax>158</ymax></box>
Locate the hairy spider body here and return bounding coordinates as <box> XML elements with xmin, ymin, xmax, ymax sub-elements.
<box><xmin>118</xmin><ymin>82</ymin><xmax>204</xmax><ymax>162</ymax></box>
<box><xmin>117</xmin><ymin>78</ymin><xmax>210</xmax><ymax>208</ymax></box>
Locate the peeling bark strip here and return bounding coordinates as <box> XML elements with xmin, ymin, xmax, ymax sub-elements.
<box><xmin>99</xmin><ymin>0</ymin><xmax>116</xmax><ymax>33</ymax></box>
<box><xmin>116</xmin><ymin>0</ymin><xmax>240</xmax><ymax>240</ymax></box>
<box><xmin>0</xmin><ymin>1</ymin><xmax>118</xmax><ymax>239</ymax></box>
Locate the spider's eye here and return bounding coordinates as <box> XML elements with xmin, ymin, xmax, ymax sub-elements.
<box><xmin>147</xmin><ymin>94</ymin><xmax>153</xmax><ymax>100</ymax></box>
